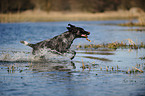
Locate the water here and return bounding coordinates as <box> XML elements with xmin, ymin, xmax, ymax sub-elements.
<box><xmin>0</xmin><ymin>20</ymin><xmax>145</xmax><ymax>96</ymax></box>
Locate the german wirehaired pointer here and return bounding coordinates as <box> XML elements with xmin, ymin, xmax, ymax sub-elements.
<box><xmin>20</xmin><ymin>24</ymin><xmax>90</xmax><ymax>60</ymax></box>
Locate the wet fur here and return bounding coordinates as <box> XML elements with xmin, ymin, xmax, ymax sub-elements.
<box><xmin>20</xmin><ymin>24</ymin><xmax>90</xmax><ymax>60</ymax></box>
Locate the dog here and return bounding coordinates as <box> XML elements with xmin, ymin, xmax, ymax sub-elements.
<box><xmin>20</xmin><ymin>24</ymin><xmax>90</xmax><ymax>60</ymax></box>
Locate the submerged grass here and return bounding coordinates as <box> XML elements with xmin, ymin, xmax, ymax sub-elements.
<box><xmin>3</xmin><ymin>60</ymin><xmax>144</xmax><ymax>74</ymax></box>
<box><xmin>139</xmin><ymin>56</ymin><xmax>145</xmax><ymax>60</ymax></box>
<box><xmin>80</xmin><ymin>60</ymin><xmax>144</xmax><ymax>74</ymax></box>
<box><xmin>6</xmin><ymin>63</ymin><xmax>29</xmax><ymax>73</ymax></box>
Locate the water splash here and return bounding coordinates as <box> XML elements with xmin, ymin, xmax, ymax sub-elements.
<box><xmin>0</xmin><ymin>48</ymin><xmax>74</xmax><ymax>62</ymax></box>
<box><xmin>0</xmin><ymin>51</ymin><xmax>32</xmax><ymax>62</ymax></box>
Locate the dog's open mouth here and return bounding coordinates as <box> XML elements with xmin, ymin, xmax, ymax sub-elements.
<box><xmin>81</xmin><ymin>32</ymin><xmax>90</xmax><ymax>38</ymax></box>
<box><xmin>81</xmin><ymin>34</ymin><xmax>88</xmax><ymax>38</ymax></box>
<box><xmin>81</xmin><ymin>32</ymin><xmax>91</xmax><ymax>42</ymax></box>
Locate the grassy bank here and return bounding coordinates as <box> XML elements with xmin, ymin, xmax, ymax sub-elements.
<box><xmin>77</xmin><ymin>39</ymin><xmax>145</xmax><ymax>50</ymax></box>
<box><xmin>118</xmin><ymin>15</ymin><xmax>145</xmax><ymax>26</ymax></box>
<box><xmin>0</xmin><ymin>10</ymin><xmax>141</xmax><ymax>23</ymax></box>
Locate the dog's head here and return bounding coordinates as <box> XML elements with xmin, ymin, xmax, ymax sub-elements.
<box><xmin>67</xmin><ymin>24</ymin><xmax>90</xmax><ymax>38</ymax></box>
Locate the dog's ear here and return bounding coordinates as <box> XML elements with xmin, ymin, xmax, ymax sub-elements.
<box><xmin>67</xmin><ymin>27</ymin><xmax>73</xmax><ymax>32</ymax></box>
<box><xmin>67</xmin><ymin>24</ymin><xmax>75</xmax><ymax>32</ymax></box>
<box><xmin>68</xmin><ymin>24</ymin><xmax>75</xmax><ymax>28</ymax></box>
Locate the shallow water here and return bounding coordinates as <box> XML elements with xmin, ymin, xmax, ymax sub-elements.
<box><xmin>0</xmin><ymin>20</ymin><xmax>145</xmax><ymax>96</ymax></box>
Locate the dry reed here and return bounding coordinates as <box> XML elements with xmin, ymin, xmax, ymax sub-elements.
<box><xmin>77</xmin><ymin>39</ymin><xmax>145</xmax><ymax>49</ymax></box>
<box><xmin>0</xmin><ymin>10</ymin><xmax>141</xmax><ymax>23</ymax></box>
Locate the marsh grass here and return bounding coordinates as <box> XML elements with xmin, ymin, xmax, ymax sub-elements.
<box><xmin>77</xmin><ymin>39</ymin><xmax>145</xmax><ymax>49</ymax></box>
<box><xmin>5</xmin><ymin>61</ymin><xmax>144</xmax><ymax>74</ymax></box>
<box><xmin>7</xmin><ymin>64</ymin><xmax>16</xmax><ymax>73</ymax></box>
<box><xmin>118</xmin><ymin>14</ymin><xmax>145</xmax><ymax>27</ymax></box>
<box><xmin>6</xmin><ymin>63</ymin><xmax>30</xmax><ymax>73</ymax></box>
<box><xmin>80</xmin><ymin>62</ymin><xmax>144</xmax><ymax>74</ymax></box>
<box><xmin>139</xmin><ymin>56</ymin><xmax>145</xmax><ymax>60</ymax></box>
<box><xmin>118</xmin><ymin>21</ymin><xmax>145</xmax><ymax>27</ymax></box>
<box><xmin>0</xmin><ymin>10</ymin><xmax>140</xmax><ymax>23</ymax></box>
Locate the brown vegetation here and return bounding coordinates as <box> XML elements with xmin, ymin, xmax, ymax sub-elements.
<box><xmin>0</xmin><ymin>0</ymin><xmax>145</xmax><ymax>13</ymax></box>
<box><xmin>0</xmin><ymin>0</ymin><xmax>145</xmax><ymax>23</ymax></box>
<box><xmin>81</xmin><ymin>60</ymin><xmax>144</xmax><ymax>74</ymax></box>
<box><xmin>118</xmin><ymin>7</ymin><xmax>145</xmax><ymax>26</ymax></box>
<box><xmin>0</xmin><ymin>10</ymin><xmax>142</xmax><ymax>23</ymax></box>
<box><xmin>77</xmin><ymin>39</ymin><xmax>145</xmax><ymax>49</ymax></box>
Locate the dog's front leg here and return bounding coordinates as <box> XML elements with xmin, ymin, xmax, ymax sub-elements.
<box><xmin>66</xmin><ymin>50</ymin><xmax>76</xmax><ymax>60</ymax></box>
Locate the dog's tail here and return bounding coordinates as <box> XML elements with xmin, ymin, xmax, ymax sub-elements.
<box><xmin>20</xmin><ymin>41</ymin><xmax>34</xmax><ymax>48</ymax></box>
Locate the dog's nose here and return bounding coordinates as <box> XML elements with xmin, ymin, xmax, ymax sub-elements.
<box><xmin>88</xmin><ymin>32</ymin><xmax>90</xmax><ymax>35</ymax></box>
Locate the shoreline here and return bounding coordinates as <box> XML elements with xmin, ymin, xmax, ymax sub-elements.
<box><xmin>0</xmin><ymin>10</ymin><xmax>141</xmax><ymax>23</ymax></box>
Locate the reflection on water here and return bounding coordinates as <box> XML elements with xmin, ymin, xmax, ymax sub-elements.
<box><xmin>81</xmin><ymin>56</ymin><xmax>112</xmax><ymax>61</ymax></box>
<box><xmin>30</xmin><ymin>62</ymin><xmax>76</xmax><ymax>72</ymax></box>
<box><xmin>0</xmin><ymin>21</ymin><xmax>145</xmax><ymax>96</ymax></box>
<box><xmin>77</xmin><ymin>51</ymin><xmax>115</xmax><ymax>55</ymax></box>
<box><xmin>0</xmin><ymin>49</ymin><xmax>145</xmax><ymax>96</ymax></box>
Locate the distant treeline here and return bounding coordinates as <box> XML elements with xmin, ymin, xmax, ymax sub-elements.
<box><xmin>0</xmin><ymin>0</ymin><xmax>145</xmax><ymax>13</ymax></box>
